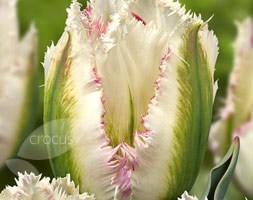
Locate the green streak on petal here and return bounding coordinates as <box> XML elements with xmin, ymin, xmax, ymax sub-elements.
<box><xmin>128</xmin><ymin>87</ymin><xmax>135</xmax><ymax>145</ymax></box>
<box><xmin>107</xmin><ymin>86</ymin><xmax>135</xmax><ymax>146</ymax></box>
<box><xmin>44</xmin><ymin>31</ymin><xmax>81</xmax><ymax>190</ymax></box>
<box><xmin>167</xmin><ymin>24</ymin><xmax>214</xmax><ymax>198</ymax></box>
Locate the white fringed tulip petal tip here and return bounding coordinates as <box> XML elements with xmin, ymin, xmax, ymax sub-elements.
<box><xmin>178</xmin><ymin>191</ymin><xmax>207</xmax><ymax>200</ymax></box>
<box><xmin>0</xmin><ymin>172</ymin><xmax>95</xmax><ymax>200</ymax></box>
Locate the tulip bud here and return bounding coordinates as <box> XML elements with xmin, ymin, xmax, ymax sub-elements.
<box><xmin>0</xmin><ymin>0</ymin><xmax>38</xmax><ymax>167</ymax></box>
<box><xmin>44</xmin><ymin>0</ymin><xmax>218</xmax><ymax>199</ymax></box>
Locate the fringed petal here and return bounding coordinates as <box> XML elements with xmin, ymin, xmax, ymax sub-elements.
<box><xmin>131</xmin><ymin>23</ymin><xmax>217</xmax><ymax>199</ymax></box>
<box><xmin>44</xmin><ymin>2</ymin><xmax>117</xmax><ymax>199</ymax></box>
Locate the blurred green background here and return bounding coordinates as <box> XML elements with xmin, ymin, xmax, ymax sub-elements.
<box><xmin>1</xmin><ymin>0</ymin><xmax>252</xmax><ymax>199</ymax></box>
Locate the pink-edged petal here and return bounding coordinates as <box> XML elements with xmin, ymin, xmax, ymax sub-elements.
<box><xmin>209</xmin><ymin>18</ymin><xmax>253</xmax><ymax>161</ymax></box>
<box><xmin>96</xmin><ymin>15</ymin><xmax>169</xmax><ymax>146</ymax></box>
<box><xmin>229</xmin><ymin>18</ymin><xmax>253</xmax><ymax>127</ymax></box>
<box><xmin>131</xmin><ymin>23</ymin><xmax>217</xmax><ymax>199</ymax></box>
<box><xmin>44</xmin><ymin>2</ymin><xmax>117</xmax><ymax>199</ymax></box>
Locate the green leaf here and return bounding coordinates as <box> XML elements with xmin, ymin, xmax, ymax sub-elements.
<box><xmin>201</xmin><ymin>137</ymin><xmax>240</xmax><ymax>200</ymax></box>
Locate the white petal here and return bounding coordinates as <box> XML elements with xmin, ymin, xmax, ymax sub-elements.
<box><xmin>96</xmin><ymin>17</ymin><xmax>169</xmax><ymax>146</ymax></box>
<box><xmin>87</xmin><ymin>0</ymin><xmax>118</xmax><ymax>21</ymax></box>
<box><xmin>51</xmin><ymin>174</ymin><xmax>79</xmax><ymax>195</ymax></box>
<box><xmin>209</xmin><ymin>18</ymin><xmax>253</xmax><ymax>162</ymax></box>
<box><xmin>0</xmin><ymin>25</ymin><xmax>37</xmax><ymax>167</ymax></box>
<box><xmin>0</xmin><ymin>172</ymin><xmax>95</xmax><ymax>200</ymax></box>
<box><xmin>131</xmin><ymin>23</ymin><xmax>216</xmax><ymax>199</ymax></box>
<box><xmin>0</xmin><ymin>0</ymin><xmax>18</xmax><ymax>73</ymax></box>
<box><xmin>230</xmin><ymin>18</ymin><xmax>253</xmax><ymax>127</ymax></box>
<box><xmin>233</xmin><ymin>119</ymin><xmax>253</xmax><ymax>196</ymax></box>
<box><xmin>178</xmin><ymin>191</ymin><xmax>208</xmax><ymax>200</ymax></box>
<box><xmin>44</xmin><ymin>2</ymin><xmax>116</xmax><ymax>199</ymax></box>
<box><xmin>129</xmin><ymin>0</ymin><xmax>188</xmax><ymax>30</ymax></box>
<box><xmin>128</xmin><ymin>0</ymin><xmax>202</xmax><ymax>55</ymax></box>
<box><xmin>43</xmin><ymin>42</ymin><xmax>56</xmax><ymax>77</ymax></box>
<box><xmin>177</xmin><ymin>191</ymin><xmax>200</xmax><ymax>200</ymax></box>
<box><xmin>199</xmin><ymin>26</ymin><xmax>219</xmax><ymax>75</ymax></box>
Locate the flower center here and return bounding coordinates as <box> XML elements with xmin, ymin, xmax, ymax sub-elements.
<box><xmin>98</xmin><ymin>43</ymin><xmax>169</xmax><ymax>147</ymax></box>
<box><xmin>84</xmin><ymin>4</ymin><xmax>169</xmax><ymax>148</ymax></box>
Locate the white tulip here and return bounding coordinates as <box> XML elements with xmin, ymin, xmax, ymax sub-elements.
<box><xmin>44</xmin><ymin>0</ymin><xmax>218</xmax><ymax>199</ymax></box>
<box><xmin>0</xmin><ymin>0</ymin><xmax>38</xmax><ymax>167</ymax></box>
<box><xmin>210</xmin><ymin>17</ymin><xmax>253</xmax><ymax>196</ymax></box>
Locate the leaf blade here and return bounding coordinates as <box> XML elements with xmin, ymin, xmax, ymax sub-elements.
<box><xmin>201</xmin><ymin>137</ymin><xmax>240</xmax><ymax>200</ymax></box>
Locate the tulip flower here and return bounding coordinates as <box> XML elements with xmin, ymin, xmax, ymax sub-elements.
<box><xmin>0</xmin><ymin>172</ymin><xmax>95</xmax><ymax>200</ymax></box>
<box><xmin>210</xmin><ymin>17</ymin><xmax>253</xmax><ymax>196</ymax></box>
<box><xmin>0</xmin><ymin>0</ymin><xmax>38</xmax><ymax>167</ymax></box>
<box><xmin>44</xmin><ymin>0</ymin><xmax>220</xmax><ymax>199</ymax></box>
